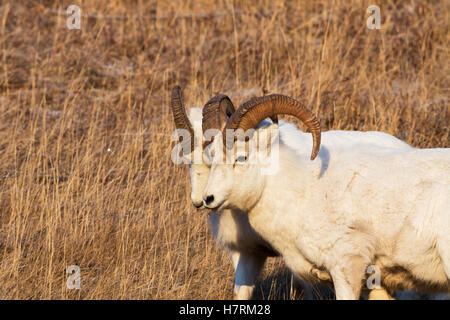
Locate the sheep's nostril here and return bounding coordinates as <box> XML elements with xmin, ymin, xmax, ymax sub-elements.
<box><xmin>204</xmin><ymin>195</ymin><xmax>214</xmax><ymax>205</ymax></box>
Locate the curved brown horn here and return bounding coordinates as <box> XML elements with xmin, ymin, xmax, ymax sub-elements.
<box><xmin>170</xmin><ymin>85</ymin><xmax>194</xmax><ymax>153</ymax></box>
<box><xmin>202</xmin><ymin>94</ymin><xmax>235</xmax><ymax>132</ymax></box>
<box><xmin>202</xmin><ymin>94</ymin><xmax>235</xmax><ymax>149</ymax></box>
<box><xmin>223</xmin><ymin>94</ymin><xmax>321</xmax><ymax>160</ymax></box>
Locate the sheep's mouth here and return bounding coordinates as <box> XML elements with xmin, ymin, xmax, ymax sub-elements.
<box><xmin>204</xmin><ymin>200</ymin><xmax>225</xmax><ymax>211</ymax></box>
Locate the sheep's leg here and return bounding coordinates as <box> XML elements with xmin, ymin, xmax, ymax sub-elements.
<box><xmin>230</xmin><ymin>251</ymin><xmax>266</xmax><ymax>300</ymax></box>
<box><xmin>437</xmin><ymin>227</ymin><xmax>450</xmax><ymax>281</ymax></box>
<box><xmin>332</xmin><ymin>277</ymin><xmax>360</xmax><ymax>300</ymax></box>
<box><xmin>332</xmin><ymin>276</ymin><xmax>363</xmax><ymax>300</ymax></box>
<box><xmin>330</xmin><ymin>255</ymin><xmax>368</xmax><ymax>300</ymax></box>
<box><xmin>438</xmin><ymin>249</ymin><xmax>450</xmax><ymax>282</ymax></box>
<box><xmin>436</xmin><ymin>198</ymin><xmax>450</xmax><ymax>280</ymax></box>
<box><xmin>441</xmin><ymin>254</ymin><xmax>450</xmax><ymax>281</ymax></box>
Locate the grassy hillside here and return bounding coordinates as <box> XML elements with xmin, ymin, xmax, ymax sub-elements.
<box><xmin>0</xmin><ymin>0</ymin><xmax>448</xmax><ymax>299</ymax></box>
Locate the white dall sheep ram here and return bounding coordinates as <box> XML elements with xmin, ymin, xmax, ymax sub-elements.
<box><xmin>170</xmin><ymin>86</ymin><xmax>422</xmax><ymax>299</ymax></box>
<box><xmin>202</xmin><ymin>94</ymin><xmax>450</xmax><ymax>300</ymax></box>
<box><xmin>170</xmin><ymin>86</ymin><xmax>279</xmax><ymax>300</ymax></box>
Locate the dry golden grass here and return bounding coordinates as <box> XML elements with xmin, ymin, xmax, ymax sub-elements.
<box><xmin>0</xmin><ymin>0</ymin><xmax>448</xmax><ymax>299</ymax></box>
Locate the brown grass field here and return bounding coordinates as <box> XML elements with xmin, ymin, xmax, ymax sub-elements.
<box><xmin>0</xmin><ymin>0</ymin><xmax>448</xmax><ymax>299</ymax></box>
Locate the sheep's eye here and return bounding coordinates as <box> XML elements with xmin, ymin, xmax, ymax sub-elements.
<box><xmin>236</xmin><ymin>155</ymin><xmax>247</xmax><ymax>163</ymax></box>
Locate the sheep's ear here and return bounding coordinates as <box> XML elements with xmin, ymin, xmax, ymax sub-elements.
<box><xmin>266</xmin><ymin>123</ymin><xmax>279</xmax><ymax>145</ymax></box>
<box><xmin>250</xmin><ymin>123</ymin><xmax>279</xmax><ymax>146</ymax></box>
<box><xmin>250</xmin><ymin>124</ymin><xmax>279</xmax><ymax>158</ymax></box>
<box><xmin>256</xmin><ymin>124</ymin><xmax>280</xmax><ymax>175</ymax></box>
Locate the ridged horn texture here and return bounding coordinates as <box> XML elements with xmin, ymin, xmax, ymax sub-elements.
<box><xmin>223</xmin><ymin>94</ymin><xmax>321</xmax><ymax>160</ymax></box>
<box><xmin>202</xmin><ymin>94</ymin><xmax>235</xmax><ymax>148</ymax></box>
<box><xmin>202</xmin><ymin>94</ymin><xmax>235</xmax><ymax>131</ymax></box>
<box><xmin>170</xmin><ymin>85</ymin><xmax>194</xmax><ymax>153</ymax></box>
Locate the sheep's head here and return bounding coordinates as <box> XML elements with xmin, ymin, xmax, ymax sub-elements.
<box><xmin>169</xmin><ymin>85</ymin><xmax>235</xmax><ymax>208</ymax></box>
<box><xmin>202</xmin><ymin>94</ymin><xmax>321</xmax><ymax>211</ymax></box>
<box><xmin>202</xmin><ymin>122</ymin><xmax>278</xmax><ymax>211</ymax></box>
